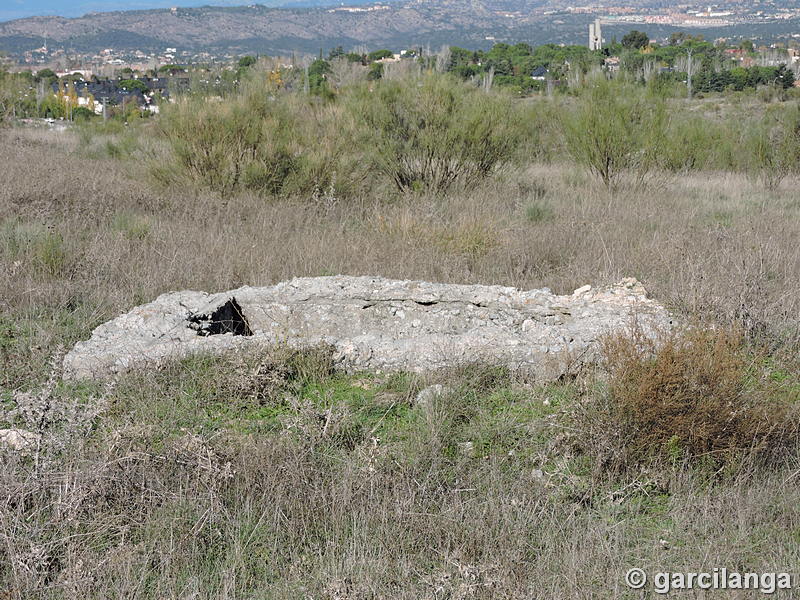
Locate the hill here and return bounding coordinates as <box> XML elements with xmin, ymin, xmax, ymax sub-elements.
<box><xmin>1</xmin><ymin>1</ymin><xmax>800</xmax><ymax>58</ymax></box>
<box><xmin>0</xmin><ymin>2</ymin><xmax>529</xmax><ymax>56</ymax></box>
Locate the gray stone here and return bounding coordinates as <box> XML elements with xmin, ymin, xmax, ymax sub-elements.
<box><xmin>457</xmin><ymin>441</ymin><xmax>476</xmax><ymax>457</ymax></box>
<box><xmin>414</xmin><ymin>384</ymin><xmax>455</xmax><ymax>408</ymax></box>
<box><xmin>63</xmin><ymin>275</ymin><xmax>672</xmax><ymax>381</ymax></box>
<box><xmin>0</xmin><ymin>429</ymin><xmax>40</xmax><ymax>452</ymax></box>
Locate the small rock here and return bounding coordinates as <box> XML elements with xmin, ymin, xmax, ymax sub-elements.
<box><xmin>572</xmin><ymin>284</ymin><xmax>592</xmax><ymax>296</ymax></box>
<box><xmin>458</xmin><ymin>441</ymin><xmax>475</xmax><ymax>457</ymax></box>
<box><xmin>0</xmin><ymin>429</ymin><xmax>40</xmax><ymax>452</ymax></box>
<box><xmin>414</xmin><ymin>384</ymin><xmax>454</xmax><ymax>408</ymax></box>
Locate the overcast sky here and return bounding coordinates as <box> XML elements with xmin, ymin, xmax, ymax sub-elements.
<box><xmin>0</xmin><ymin>1</ymin><xmax>245</xmax><ymax>21</ymax></box>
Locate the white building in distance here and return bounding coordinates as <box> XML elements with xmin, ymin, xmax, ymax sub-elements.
<box><xmin>589</xmin><ymin>19</ymin><xmax>602</xmax><ymax>51</ymax></box>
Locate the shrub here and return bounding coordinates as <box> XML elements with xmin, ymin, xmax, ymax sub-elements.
<box><xmin>572</xmin><ymin>328</ymin><xmax>800</xmax><ymax>473</ymax></box>
<box><xmin>434</xmin><ymin>221</ymin><xmax>498</xmax><ymax>258</ymax></box>
<box><xmin>1</xmin><ymin>221</ymin><xmax>69</xmax><ymax>277</ymax></box>
<box><xmin>71</xmin><ymin>106</ymin><xmax>95</xmax><ymax>121</ymax></box>
<box><xmin>111</xmin><ymin>212</ymin><xmax>151</xmax><ymax>241</ymax></box>
<box><xmin>154</xmin><ymin>95</ymin><xmax>292</xmax><ymax>194</ymax></box>
<box><xmin>214</xmin><ymin>344</ymin><xmax>337</xmax><ymax>402</ymax></box>
<box><xmin>33</xmin><ymin>231</ymin><xmax>68</xmax><ymax>276</ymax></box>
<box><xmin>367</xmin><ymin>62</ymin><xmax>384</xmax><ymax>81</ymax></box>
<box><xmin>525</xmin><ymin>202</ymin><xmax>554</xmax><ymax>223</ymax></box>
<box><xmin>75</xmin><ymin>118</ymin><xmax>142</xmax><ymax>160</ymax></box>
<box><xmin>153</xmin><ymin>91</ymin><xmax>365</xmax><ymax>198</ymax></box>
<box><xmin>560</xmin><ymin>76</ymin><xmax>667</xmax><ymax>189</ymax></box>
<box><xmin>660</xmin><ymin>115</ymin><xmax>738</xmax><ymax>172</ymax></box>
<box><xmin>742</xmin><ymin>105</ymin><xmax>800</xmax><ymax>191</ymax></box>
<box><xmin>346</xmin><ymin>75</ymin><xmax>524</xmax><ymax>193</ymax></box>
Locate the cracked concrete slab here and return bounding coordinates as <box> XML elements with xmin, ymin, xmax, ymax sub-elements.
<box><xmin>63</xmin><ymin>275</ymin><xmax>673</xmax><ymax>381</ymax></box>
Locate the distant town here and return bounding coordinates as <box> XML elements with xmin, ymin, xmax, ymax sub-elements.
<box><xmin>556</xmin><ymin>0</ymin><xmax>800</xmax><ymax>28</ymax></box>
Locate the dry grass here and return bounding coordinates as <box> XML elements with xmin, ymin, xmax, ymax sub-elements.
<box><xmin>2</xmin><ymin>351</ymin><xmax>800</xmax><ymax>599</ymax></box>
<box><xmin>2</xmin><ymin>123</ymin><xmax>800</xmax><ymax>597</ymax></box>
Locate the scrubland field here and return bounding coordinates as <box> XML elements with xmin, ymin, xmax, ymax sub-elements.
<box><xmin>2</xmin><ymin>71</ymin><xmax>800</xmax><ymax>598</ymax></box>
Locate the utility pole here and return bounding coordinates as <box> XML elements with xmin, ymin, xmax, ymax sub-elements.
<box><xmin>101</xmin><ymin>96</ymin><xmax>108</xmax><ymax>122</ymax></box>
<box><xmin>686</xmin><ymin>47</ymin><xmax>694</xmax><ymax>99</ymax></box>
<box><xmin>36</xmin><ymin>79</ymin><xmax>45</xmax><ymax>113</ymax></box>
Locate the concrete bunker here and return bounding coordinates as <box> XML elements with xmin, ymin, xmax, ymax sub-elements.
<box><xmin>188</xmin><ymin>297</ymin><xmax>253</xmax><ymax>337</ymax></box>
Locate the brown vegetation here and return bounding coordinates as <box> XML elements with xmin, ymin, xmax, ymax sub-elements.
<box><xmin>569</xmin><ymin>327</ymin><xmax>800</xmax><ymax>473</ymax></box>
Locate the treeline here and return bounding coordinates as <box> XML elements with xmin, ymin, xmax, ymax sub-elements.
<box><xmin>439</xmin><ymin>39</ymin><xmax>797</xmax><ymax>96</ymax></box>
<box><xmin>0</xmin><ymin>65</ymin><xmax>221</xmax><ymax>122</ymax></box>
<box><xmin>441</xmin><ymin>43</ymin><xmax>602</xmax><ymax>94</ymax></box>
<box><xmin>3</xmin><ymin>33</ymin><xmax>797</xmax><ymax>125</ymax></box>
<box><xmin>0</xmin><ymin>68</ymin><xmax>146</xmax><ymax>121</ymax></box>
<box><xmin>0</xmin><ymin>69</ymin><xmax>23</xmax><ymax>121</ymax></box>
<box><xmin>304</xmin><ymin>38</ymin><xmax>798</xmax><ymax>97</ymax></box>
<box><xmin>690</xmin><ymin>64</ymin><xmax>795</xmax><ymax>93</ymax></box>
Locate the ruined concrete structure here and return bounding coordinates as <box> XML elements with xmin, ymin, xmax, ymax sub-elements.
<box><xmin>63</xmin><ymin>276</ymin><xmax>672</xmax><ymax>381</ymax></box>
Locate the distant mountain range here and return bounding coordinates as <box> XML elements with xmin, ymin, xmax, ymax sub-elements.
<box><xmin>0</xmin><ymin>0</ymin><xmax>554</xmax><ymax>56</ymax></box>
<box><xmin>1</xmin><ymin>1</ymin><xmax>798</xmax><ymax>58</ymax></box>
<box><xmin>0</xmin><ymin>0</ymin><xmax>393</xmax><ymax>21</ymax></box>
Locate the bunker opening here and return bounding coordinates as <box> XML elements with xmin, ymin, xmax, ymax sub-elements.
<box><xmin>188</xmin><ymin>297</ymin><xmax>253</xmax><ymax>337</ymax></box>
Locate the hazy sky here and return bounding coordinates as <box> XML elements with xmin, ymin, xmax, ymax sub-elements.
<box><xmin>0</xmin><ymin>1</ymin><xmax>244</xmax><ymax>21</ymax></box>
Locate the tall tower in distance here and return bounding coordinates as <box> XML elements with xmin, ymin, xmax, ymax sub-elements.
<box><xmin>588</xmin><ymin>18</ymin><xmax>602</xmax><ymax>50</ymax></box>
<box><xmin>595</xmin><ymin>19</ymin><xmax>602</xmax><ymax>49</ymax></box>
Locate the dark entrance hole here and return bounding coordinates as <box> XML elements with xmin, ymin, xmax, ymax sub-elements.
<box><xmin>188</xmin><ymin>297</ymin><xmax>253</xmax><ymax>337</ymax></box>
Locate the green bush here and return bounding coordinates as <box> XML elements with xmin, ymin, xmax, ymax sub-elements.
<box><xmin>743</xmin><ymin>105</ymin><xmax>800</xmax><ymax>191</ymax></box>
<box><xmin>1</xmin><ymin>222</ymin><xmax>69</xmax><ymax>277</ymax></box>
<box><xmin>346</xmin><ymin>75</ymin><xmax>524</xmax><ymax>193</ymax></box>
<box><xmin>111</xmin><ymin>212</ymin><xmax>151</xmax><ymax>241</ymax></box>
<box><xmin>153</xmin><ymin>91</ymin><xmax>365</xmax><ymax>198</ymax></box>
<box><xmin>155</xmin><ymin>95</ymin><xmax>288</xmax><ymax>194</ymax></box>
<box><xmin>661</xmin><ymin>115</ymin><xmax>739</xmax><ymax>172</ymax></box>
<box><xmin>367</xmin><ymin>62</ymin><xmax>384</xmax><ymax>81</ymax></box>
<box><xmin>525</xmin><ymin>201</ymin><xmax>554</xmax><ymax>223</ymax></box>
<box><xmin>560</xmin><ymin>76</ymin><xmax>667</xmax><ymax>188</ymax></box>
